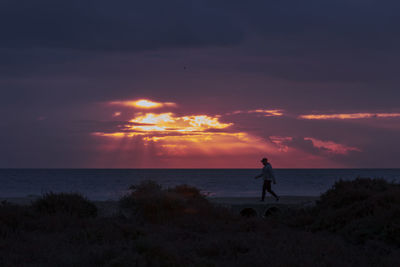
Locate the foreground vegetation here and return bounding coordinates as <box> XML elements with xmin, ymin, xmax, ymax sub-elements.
<box><xmin>283</xmin><ymin>177</ymin><xmax>400</xmax><ymax>246</ymax></box>
<box><xmin>0</xmin><ymin>178</ymin><xmax>399</xmax><ymax>266</ymax></box>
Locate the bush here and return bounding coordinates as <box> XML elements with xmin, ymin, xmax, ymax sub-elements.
<box><xmin>119</xmin><ymin>181</ymin><xmax>221</xmax><ymax>223</ymax></box>
<box><xmin>295</xmin><ymin>178</ymin><xmax>400</xmax><ymax>246</ymax></box>
<box><xmin>0</xmin><ymin>201</ymin><xmax>33</xmax><ymax>236</ymax></box>
<box><xmin>33</xmin><ymin>192</ymin><xmax>97</xmax><ymax>218</ymax></box>
<box><xmin>168</xmin><ymin>184</ymin><xmax>204</xmax><ymax>199</ymax></box>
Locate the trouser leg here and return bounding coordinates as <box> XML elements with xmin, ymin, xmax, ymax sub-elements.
<box><xmin>265</xmin><ymin>180</ymin><xmax>278</xmax><ymax>199</ymax></box>
<box><xmin>261</xmin><ymin>180</ymin><xmax>267</xmax><ymax>201</ymax></box>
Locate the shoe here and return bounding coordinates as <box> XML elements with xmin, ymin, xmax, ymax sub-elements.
<box><xmin>276</xmin><ymin>197</ymin><xmax>280</xmax><ymax>202</ymax></box>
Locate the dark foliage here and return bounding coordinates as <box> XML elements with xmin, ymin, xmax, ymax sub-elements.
<box><xmin>33</xmin><ymin>192</ymin><xmax>97</xmax><ymax>218</ymax></box>
<box><xmin>119</xmin><ymin>180</ymin><xmax>223</xmax><ymax>223</ymax></box>
<box><xmin>240</xmin><ymin>208</ymin><xmax>258</xmax><ymax>218</ymax></box>
<box><xmin>284</xmin><ymin>178</ymin><xmax>400</xmax><ymax>246</ymax></box>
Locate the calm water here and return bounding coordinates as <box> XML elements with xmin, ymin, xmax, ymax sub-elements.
<box><xmin>0</xmin><ymin>169</ymin><xmax>399</xmax><ymax>200</ymax></box>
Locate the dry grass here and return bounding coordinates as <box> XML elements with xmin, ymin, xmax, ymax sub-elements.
<box><xmin>33</xmin><ymin>192</ymin><xmax>97</xmax><ymax>218</ymax></box>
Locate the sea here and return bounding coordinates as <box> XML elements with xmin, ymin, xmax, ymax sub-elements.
<box><xmin>0</xmin><ymin>169</ymin><xmax>399</xmax><ymax>201</ymax></box>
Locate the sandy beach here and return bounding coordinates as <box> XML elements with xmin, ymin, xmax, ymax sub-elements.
<box><xmin>1</xmin><ymin>195</ymin><xmax>319</xmax><ymax>217</ymax></box>
<box><xmin>210</xmin><ymin>196</ymin><xmax>318</xmax><ymax>206</ymax></box>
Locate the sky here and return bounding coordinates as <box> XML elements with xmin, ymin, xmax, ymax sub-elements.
<box><xmin>1</xmin><ymin>0</ymin><xmax>400</xmax><ymax>168</ymax></box>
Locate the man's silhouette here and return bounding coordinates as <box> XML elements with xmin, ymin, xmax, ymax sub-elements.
<box><xmin>255</xmin><ymin>158</ymin><xmax>279</xmax><ymax>202</ymax></box>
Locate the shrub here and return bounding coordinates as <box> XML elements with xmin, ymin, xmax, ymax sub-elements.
<box><xmin>240</xmin><ymin>208</ymin><xmax>258</xmax><ymax>218</ymax></box>
<box><xmin>128</xmin><ymin>180</ymin><xmax>163</xmax><ymax>195</ymax></box>
<box><xmin>168</xmin><ymin>184</ymin><xmax>204</xmax><ymax>199</ymax></box>
<box><xmin>308</xmin><ymin>178</ymin><xmax>400</xmax><ymax>245</ymax></box>
<box><xmin>0</xmin><ymin>201</ymin><xmax>33</xmax><ymax>236</ymax></box>
<box><xmin>119</xmin><ymin>181</ymin><xmax>221</xmax><ymax>223</ymax></box>
<box><xmin>33</xmin><ymin>192</ymin><xmax>97</xmax><ymax>218</ymax></box>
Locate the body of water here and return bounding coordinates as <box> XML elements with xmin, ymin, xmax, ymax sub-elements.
<box><xmin>0</xmin><ymin>169</ymin><xmax>399</xmax><ymax>200</ymax></box>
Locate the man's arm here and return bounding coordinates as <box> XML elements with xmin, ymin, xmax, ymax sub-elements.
<box><xmin>254</xmin><ymin>173</ymin><xmax>263</xmax><ymax>179</ymax></box>
<box><xmin>255</xmin><ymin>169</ymin><xmax>264</xmax><ymax>179</ymax></box>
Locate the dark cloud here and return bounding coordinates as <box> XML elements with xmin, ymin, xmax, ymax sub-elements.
<box><xmin>2</xmin><ymin>0</ymin><xmax>400</xmax><ymax>53</ymax></box>
<box><xmin>0</xmin><ymin>0</ymin><xmax>243</xmax><ymax>51</ymax></box>
<box><xmin>218</xmin><ymin>0</ymin><xmax>400</xmax><ymax>48</ymax></box>
<box><xmin>3</xmin><ymin>0</ymin><xmax>400</xmax><ymax>84</ymax></box>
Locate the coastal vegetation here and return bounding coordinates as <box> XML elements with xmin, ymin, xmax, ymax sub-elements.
<box><xmin>282</xmin><ymin>178</ymin><xmax>400</xmax><ymax>246</ymax></box>
<box><xmin>0</xmin><ymin>178</ymin><xmax>399</xmax><ymax>266</ymax></box>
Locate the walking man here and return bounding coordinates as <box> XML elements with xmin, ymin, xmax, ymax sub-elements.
<box><xmin>255</xmin><ymin>157</ymin><xmax>279</xmax><ymax>201</ymax></box>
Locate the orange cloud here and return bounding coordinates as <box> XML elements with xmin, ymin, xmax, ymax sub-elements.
<box><xmin>93</xmin><ymin>106</ymin><xmax>278</xmax><ymax>160</ymax></box>
<box><xmin>109</xmin><ymin>99</ymin><xmax>177</xmax><ymax>109</ymax></box>
<box><xmin>299</xmin><ymin>112</ymin><xmax>400</xmax><ymax>120</ymax></box>
<box><xmin>304</xmin><ymin>137</ymin><xmax>361</xmax><ymax>154</ymax></box>
<box><xmin>124</xmin><ymin>113</ymin><xmax>233</xmax><ymax>132</ymax></box>
<box><xmin>228</xmin><ymin>109</ymin><xmax>284</xmax><ymax>117</ymax></box>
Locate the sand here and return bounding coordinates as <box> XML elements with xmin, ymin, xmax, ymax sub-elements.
<box><xmin>0</xmin><ymin>195</ymin><xmax>319</xmax><ymax>217</ymax></box>
<box><xmin>210</xmin><ymin>196</ymin><xmax>318</xmax><ymax>206</ymax></box>
<box><xmin>209</xmin><ymin>196</ymin><xmax>319</xmax><ymax>216</ymax></box>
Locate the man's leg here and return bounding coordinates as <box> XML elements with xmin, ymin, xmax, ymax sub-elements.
<box><xmin>261</xmin><ymin>180</ymin><xmax>267</xmax><ymax>201</ymax></box>
<box><xmin>266</xmin><ymin>180</ymin><xmax>279</xmax><ymax>200</ymax></box>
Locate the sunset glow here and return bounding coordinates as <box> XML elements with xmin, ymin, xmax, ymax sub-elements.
<box><xmin>93</xmin><ymin>100</ymin><xmax>279</xmax><ymax>162</ymax></box>
<box><xmin>91</xmin><ymin>97</ymin><xmax>376</xmax><ymax>167</ymax></box>
<box><xmin>88</xmin><ymin>97</ymin><xmax>386</xmax><ymax>167</ymax></box>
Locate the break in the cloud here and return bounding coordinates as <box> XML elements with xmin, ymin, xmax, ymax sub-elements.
<box><xmin>299</xmin><ymin>113</ymin><xmax>400</xmax><ymax>120</ymax></box>
<box><xmin>94</xmin><ymin>100</ymin><xmax>276</xmax><ymax>159</ymax></box>
<box><xmin>109</xmin><ymin>99</ymin><xmax>177</xmax><ymax>109</ymax></box>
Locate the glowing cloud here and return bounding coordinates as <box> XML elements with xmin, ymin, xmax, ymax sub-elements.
<box><xmin>93</xmin><ymin>101</ymin><xmax>279</xmax><ymax>161</ymax></box>
<box><xmin>109</xmin><ymin>99</ymin><xmax>177</xmax><ymax>109</ymax></box>
<box><xmin>304</xmin><ymin>137</ymin><xmax>361</xmax><ymax>155</ymax></box>
<box><xmin>124</xmin><ymin>113</ymin><xmax>233</xmax><ymax>133</ymax></box>
<box><xmin>299</xmin><ymin>113</ymin><xmax>400</xmax><ymax>120</ymax></box>
<box><xmin>228</xmin><ymin>109</ymin><xmax>284</xmax><ymax>117</ymax></box>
